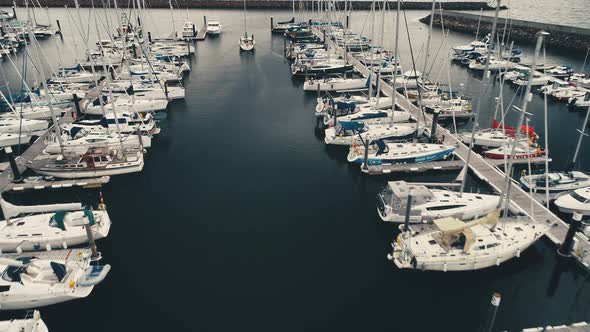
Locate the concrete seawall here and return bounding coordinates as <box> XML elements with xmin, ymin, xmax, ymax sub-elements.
<box><xmin>1</xmin><ymin>0</ymin><xmax>505</xmax><ymax>10</ymax></box>
<box><xmin>420</xmin><ymin>11</ymin><xmax>590</xmax><ymax>52</ymax></box>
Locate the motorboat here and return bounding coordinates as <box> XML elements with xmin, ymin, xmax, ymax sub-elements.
<box><xmin>178</xmin><ymin>21</ymin><xmax>197</xmax><ymax>40</ymax></box>
<box><xmin>546</xmin><ymin>65</ymin><xmax>574</xmax><ymax>79</ymax></box>
<box><xmin>206</xmin><ymin>18</ymin><xmax>222</xmax><ymax>35</ymax></box>
<box><xmin>520</xmin><ymin>171</ymin><xmax>590</xmax><ymax>193</ymax></box>
<box><xmin>0</xmin><ymin>249</ymin><xmax>110</xmax><ymax>309</ymax></box>
<box><xmin>555</xmin><ymin>187</ymin><xmax>590</xmax><ymax>216</ymax></box>
<box><xmin>377</xmin><ymin>181</ymin><xmax>500</xmax><ymax>223</ymax></box>
<box><xmin>389</xmin><ymin>210</ymin><xmax>550</xmax><ymax>271</ymax></box>
<box><xmin>347</xmin><ymin>140</ymin><xmax>456</xmax><ymax>165</ymax></box>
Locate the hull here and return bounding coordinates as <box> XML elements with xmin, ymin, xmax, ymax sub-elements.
<box><xmin>303</xmin><ymin>78</ymin><xmax>366</xmax><ymax>92</ymax></box>
<box><xmin>33</xmin><ymin>162</ymin><xmax>144</xmax><ymax>179</ymax></box>
<box><xmin>348</xmin><ymin>147</ymin><xmax>455</xmax><ymax>165</ymax></box>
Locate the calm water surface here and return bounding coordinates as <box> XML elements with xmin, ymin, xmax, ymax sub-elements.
<box><xmin>0</xmin><ymin>7</ymin><xmax>589</xmax><ymax>332</ymax></box>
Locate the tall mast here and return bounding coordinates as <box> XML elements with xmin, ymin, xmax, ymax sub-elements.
<box><xmin>421</xmin><ymin>0</ymin><xmax>436</xmax><ymax>80</ymax></box>
<box><xmin>459</xmin><ymin>0</ymin><xmax>501</xmax><ymax>194</ymax></box>
<box><xmin>501</xmin><ymin>31</ymin><xmax>548</xmax><ymax>215</ymax></box>
<box><xmin>243</xmin><ymin>0</ymin><xmax>247</xmax><ymax>36</ymax></box>
<box><xmin>391</xmin><ymin>0</ymin><xmax>400</xmax><ymax>123</ymax></box>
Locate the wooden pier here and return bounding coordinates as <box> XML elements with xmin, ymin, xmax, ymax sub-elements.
<box><xmin>311</xmin><ymin>27</ymin><xmax>590</xmax><ymax>269</ymax></box>
<box><xmin>196</xmin><ymin>16</ymin><xmax>207</xmax><ymax>40</ymax></box>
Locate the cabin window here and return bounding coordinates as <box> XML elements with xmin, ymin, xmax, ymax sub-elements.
<box><xmin>572</xmin><ymin>192</ymin><xmax>588</xmax><ymax>203</ymax></box>
<box><xmin>487</xmin><ymin>243</ymin><xmax>498</xmax><ymax>249</ymax></box>
<box><xmin>100</xmin><ymin>156</ymin><xmax>108</xmax><ymax>162</ymax></box>
<box><xmin>425</xmin><ymin>204</ymin><xmax>466</xmax><ymax>211</ymax></box>
<box><xmin>475</xmin><ymin>196</ymin><xmax>483</xmax><ymax>200</ymax></box>
<box><xmin>428</xmin><ymin>240</ymin><xmax>437</xmax><ymax>245</ymax></box>
<box><xmin>515</xmin><ymin>227</ymin><xmax>524</xmax><ymax>232</ymax></box>
<box><xmin>16</xmin><ymin>222</ymin><xmax>24</xmax><ymax>226</ymax></box>
<box><xmin>0</xmin><ymin>285</ymin><xmax>9</xmax><ymax>292</ymax></box>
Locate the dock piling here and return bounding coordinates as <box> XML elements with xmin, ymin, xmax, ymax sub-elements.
<box><xmin>482</xmin><ymin>292</ymin><xmax>501</xmax><ymax>332</ymax></box>
<box><xmin>430</xmin><ymin>109</ymin><xmax>440</xmax><ymax>141</ymax></box>
<box><xmin>147</xmin><ymin>31</ymin><xmax>152</xmax><ymax>43</ymax></box>
<box><xmin>346</xmin><ymin>15</ymin><xmax>349</xmax><ymax>29</ymax></box>
<box><xmin>83</xmin><ymin>220</ymin><xmax>99</xmax><ymax>259</ymax></box>
<box><xmin>270</xmin><ymin>16</ymin><xmax>273</xmax><ymax>30</ymax></box>
<box><xmin>558</xmin><ymin>212</ymin><xmax>583</xmax><ymax>257</ymax></box>
<box><xmin>203</xmin><ymin>15</ymin><xmax>207</xmax><ymax>26</ymax></box>
<box><xmin>72</xmin><ymin>93</ymin><xmax>82</xmax><ymax>119</ymax></box>
<box><xmin>5</xmin><ymin>146</ymin><xmax>23</xmax><ymax>183</ymax></box>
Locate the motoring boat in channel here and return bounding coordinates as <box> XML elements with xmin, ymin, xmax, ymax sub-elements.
<box><xmin>239</xmin><ymin>0</ymin><xmax>255</xmax><ymax>51</ymax></box>
<box><xmin>0</xmin><ymin>197</ymin><xmax>111</xmax><ymax>253</ymax></box>
<box><xmin>377</xmin><ymin>181</ymin><xmax>500</xmax><ymax>223</ymax></box>
<box><xmin>388</xmin><ymin>210</ymin><xmax>550</xmax><ymax>271</ymax></box>
<box><xmin>347</xmin><ymin>140</ymin><xmax>456</xmax><ymax>165</ymax></box>
<box><xmin>0</xmin><ymin>249</ymin><xmax>110</xmax><ymax>309</ymax></box>
<box><xmin>206</xmin><ymin>17</ymin><xmax>222</xmax><ymax>35</ymax></box>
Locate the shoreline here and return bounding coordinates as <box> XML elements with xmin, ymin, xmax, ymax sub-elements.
<box><xmin>1</xmin><ymin>1</ymin><xmax>507</xmax><ymax>10</ymax></box>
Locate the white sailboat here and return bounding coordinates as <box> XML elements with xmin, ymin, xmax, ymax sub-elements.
<box><xmin>324</xmin><ymin>121</ymin><xmax>419</xmax><ymax>146</ymax></box>
<box><xmin>347</xmin><ymin>140</ymin><xmax>456</xmax><ymax>165</ymax></box>
<box><xmin>389</xmin><ymin>210</ymin><xmax>549</xmax><ymax>271</ymax></box>
<box><xmin>0</xmin><ymin>249</ymin><xmax>110</xmax><ymax>309</ymax></box>
<box><xmin>0</xmin><ymin>311</ymin><xmax>48</xmax><ymax>332</ymax></box>
<box><xmin>44</xmin><ymin>130</ymin><xmax>151</xmax><ymax>155</ymax></box>
<box><xmin>303</xmin><ymin>77</ymin><xmax>367</xmax><ymax>92</ymax></box>
<box><xmin>239</xmin><ymin>0</ymin><xmax>255</xmax><ymax>51</ymax></box>
<box><xmin>0</xmin><ymin>197</ymin><xmax>111</xmax><ymax>253</ymax></box>
<box><xmin>377</xmin><ymin>181</ymin><xmax>500</xmax><ymax>223</ymax></box>
<box><xmin>555</xmin><ymin>187</ymin><xmax>590</xmax><ymax>216</ymax></box>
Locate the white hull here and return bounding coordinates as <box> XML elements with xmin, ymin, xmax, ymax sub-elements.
<box><xmin>303</xmin><ymin>78</ymin><xmax>367</xmax><ymax>92</ymax></box>
<box><xmin>33</xmin><ymin>162</ymin><xmax>144</xmax><ymax>179</ymax></box>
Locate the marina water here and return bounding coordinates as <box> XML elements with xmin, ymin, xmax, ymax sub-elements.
<box><xmin>0</xmin><ymin>6</ymin><xmax>589</xmax><ymax>331</ymax></box>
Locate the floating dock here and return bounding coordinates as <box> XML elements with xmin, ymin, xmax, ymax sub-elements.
<box><xmin>311</xmin><ymin>27</ymin><xmax>590</xmax><ymax>269</ymax></box>
<box><xmin>196</xmin><ymin>16</ymin><xmax>207</xmax><ymax>40</ymax></box>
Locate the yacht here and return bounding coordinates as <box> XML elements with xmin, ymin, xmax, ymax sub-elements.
<box><xmin>347</xmin><ymin>140</ymin><xmax>456</xmax><ymax>165</ymax></box>
<box><xmin>520</xmin><ymin>171</ymin><xmax>590</xmax><ymax>193</ymax></box>
<box><xmin>377</xmin><ymin>181</ymin><xmax>500</xmax><ymax>223</ymax></box>
<box><xmin>0</xmin><ymin>249</ymin><xmax>110</xmax><ymax>309</ymax></box>
<box><xmin>389</xmin><ymin>210</ymin><xmax>550</xmax><ymax>271</ymax></box>
<box><xmin>206</xmin><ymin>18</ymin><xmax>222</xmax><ymax>35</ymax></box>
<box><xmin>554</xmin><ymin>187</ymin><xmax>590</xmax><ymax>216</ymax></box>
<box><xmin>178</xmin><ymin>21</ymin><xmax>197</xmax><ymax>40</ymax></box>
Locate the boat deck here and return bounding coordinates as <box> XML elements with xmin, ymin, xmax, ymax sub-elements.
<box><xmin>520</xmin><ymin>321</ymin><xmax>590</xmax><ymax>332</ymax></box>
<box><xmin>311</xmin><ymin>27</ymin><xmax>590</xmax><ymax>269</ymax></box>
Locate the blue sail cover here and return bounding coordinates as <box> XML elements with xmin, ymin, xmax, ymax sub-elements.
<box><xmin>375</xmin><ymin>139</ymin><xmax>388</xmax><ymax>155</ymax></box>
<box><xmin>335</xmin><ymin>101</ymin><xmax>356</xmax><ymax>112</ymax></box>
<box><xmin>339</xmin><ymin>121</ymin><xmax>364</xmax><ymax>131</ymax></box>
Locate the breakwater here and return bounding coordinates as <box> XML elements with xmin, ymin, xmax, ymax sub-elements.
<box><xmin>2</xmin><ymin>0</ymin><xmax>504</xmax><ymax>10</ymax></box>
<box><xmin>420</xmin><ymin>10</ymin><xmax>590</xmax><ymax>52</ymax></box>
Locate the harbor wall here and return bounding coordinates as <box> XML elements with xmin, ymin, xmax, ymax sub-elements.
<box><xmin>1</xmin><ymin>0</ymin><xmax>504</xmax><ymax>10</ymax></box>
<box><xmin>420</xmin><ymin>11</ymin><xmax>590</xmax><ymax>52</ymax></box>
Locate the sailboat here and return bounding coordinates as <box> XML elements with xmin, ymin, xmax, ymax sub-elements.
<box><xmin>325</xmin><ymin>121</ymin><xmax>420</xmax><ymax>146</ymax></box>
<box><xmin>347</xmin><ymin>139</ymin><xmax>456</xmax><ymax>165</ymax></box>
<box><xmin>0</xmin><ymin>311</ymin><xmax>48</xmax><ymax>332</ymax></box>
<box><xmin>0</xmin><ymin>249</ymin><xmax>110</xmax><ymax>309</ymax></box>
<box><xmin>389</xmin><ymin>210</ymin><xmax>549</xmax><ymax>271</ymax></box>
<box><xmin>239</xmin><ymin>0</ymin><xmax>255</xmax><ymax>51</ymax></box>
<box><xmin>0</xmin><ymin>196</ymin><xmax>111</xmax><ymax>253</ymax></box>
<box><xmin>377</xmin><ymin>181</ymin><xmax>500</xmax><ymax>223</ymax></box>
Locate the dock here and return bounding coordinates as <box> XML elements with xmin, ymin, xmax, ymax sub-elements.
<box><xmin>311</xmin><ymin>27</ymin><xmax>590</xmax><ymax>269</ymax></box>
<box><xmin>196</xmin><ymin>16</ymin><xmax>207</xmax><ymax>41</ymax></box>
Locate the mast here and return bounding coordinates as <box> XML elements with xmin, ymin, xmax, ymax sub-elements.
<box><xmin>243</xmin><ymin>0</ymin><xmax>247</xmax><ymax>37</ymax></box>
<box><xmin>501</xmin><ymin>31</ymin><xmax>548</xmax><ymax>216</ymax></box>
<box><xmin>421</xmin><ymin>0</ymin><xmax>436</xmax><ymax>80</ymax></box>
<box><xmin>459</xmin><ymin>0</ymin><xmax>501</xmax><ymax>194</ymax></box>
<box><xmin>368</xmin><ymin>0</ymin><xmax>375</xmax><ymax>99</ymax></box>
<box><xmin>26</xmin><ymin>29</ymin><xmax>65</xmax><ymax>157</ymax></box>
<box><xmin>169</xmin><ymin>0</ymin><xmax>175</xmax><ymax>37</ymax></box>
<box><xmin>391</xmin><ymin>0</ymin><xmax>400</xmax><ymax>124</ymax></box>
<box><xmin>570</xmin><ymin>106</ymin><xmax>590</xmax><ymax>170</ymax></box>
